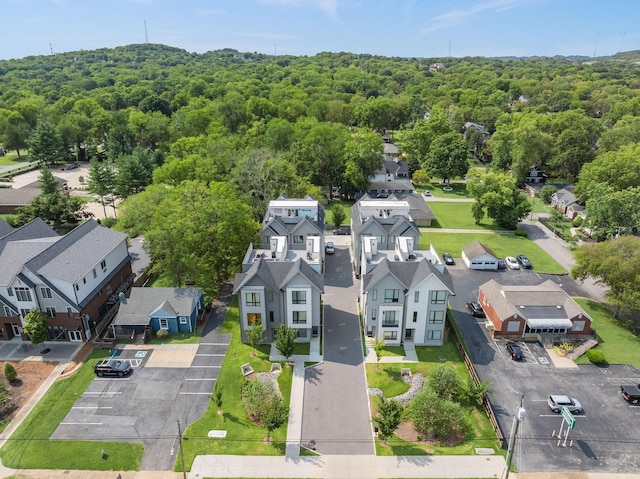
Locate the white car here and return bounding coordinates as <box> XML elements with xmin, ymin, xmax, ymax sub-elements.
<box><xmin>325</xmin><ymin>241</ymin><xmax>335</xmax><ymax>254</ymax></box>
<box><xmin>505</xmin><ymin>256</ymin><xmax>520</xmax><ymax>270</ymax></box>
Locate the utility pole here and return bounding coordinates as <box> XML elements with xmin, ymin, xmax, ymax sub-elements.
<box><xmin>503</xmin><ymin>392</ymin><xmax>526</xmax><ymax>479</ymax></box>
<box><xmin>177</xmin><ymin>420</ymin><xmax>186</xmax><ymax>479</ymax></box>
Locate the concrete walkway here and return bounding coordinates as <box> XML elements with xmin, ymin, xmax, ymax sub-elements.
<box><xmin>364</xmin><ymin>337</ymin><xmax>419</xmax><ymax>363</ymax></box>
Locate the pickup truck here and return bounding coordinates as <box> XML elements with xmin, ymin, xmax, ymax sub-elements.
<box><xmin>619</xmin><ymin>384</ymin><xmax>640</xmax><ymax>404</ymax></box>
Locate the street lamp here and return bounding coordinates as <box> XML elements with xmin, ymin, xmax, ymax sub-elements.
<box><xmin>503</xmin><ymin>391</ymin><xmax>526</xmax><ymax>479</ymax></box>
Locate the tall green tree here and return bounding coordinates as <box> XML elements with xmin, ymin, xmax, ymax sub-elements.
<box><xmin>467</xmin><ymin>171</ymin><xmax>531</xmax><ymax>229</ymax></box>
<box><xmin>343</xmin><ymin>130</ymin><xmax>384</xmax><ymax>191</ymax></box>
<box><xmin>575</xmin><ymin>143</ymin><xmax>640</xmax><ymax>201</ymax></box>
<box><xmin>87</xmin><ymin>160</ymin><xmax>117</xmax><ymax>218</ymax></box>
<box><xmin>423</xmin><ymin>132</ymin><xmax>469</xmax><ymax>184</ymax></box>
<box><xmin>23</xmin><ymin>309</ymin><xmax>48</xmax><ymax>345</ymax></box>
<box><xmin>38</xmin><ymin>165</ymin><xmax>59</xmax><ymax>195</ymax></box>
<box><xmin>28</xmin><ymin>120</ymin><xmax>65</xmax><ymax>165</ymax></box>
<box><xmin>584</xmin><ymin>185</ymin><xmax>640</xmax><ymax>241</ymax></box>
<box><xmin>262</xmin><ymin>396</ymin><xmax>289</xmax><ymax>441</ymax></box>
<box><xmin>274</xmin><ymin>324</ymin><xmax>298</xmax><ymax>361</ymax></box>
<box><xmin>376</xmin><ymin>398</ymin><xmax>403</xmax><ymax>442</ymax></box>
<box><xmin>247</xmin><ymin>322</ymin><xmax>264</xmax><ymax>356</ymax></box>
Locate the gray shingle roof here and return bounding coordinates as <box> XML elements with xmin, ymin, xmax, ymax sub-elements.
<box><xmin>27</xmin><ymin>219</ymin><xmax>128</xmax><ymax>283</ymax></box>
<box><xmin>0</xmin><ymin>237</ymin><xmax>60</xmax><ymax>285</ymax></box>
<box><xmin>0</xmin><ymin>218</ymin><xmax>13</xmax><ymax>237</ymax></box>
<box><xmin>362</xmin><ymin>258</ymin><xmax>454</xmax><ymax>295</ymax></box>
<box><xmin>233</xmin><ymin>257</ymin><xmax>324</xmax><ymax>294</ymax></box>
<box><xmin>0</xmin><ymin>218</ymin><xmax>57</xmax><ymax>255</ymax></box>
<box><xmin>113</xmin><ymin>287</ymin><xmax>203</xmax><ymax>327</ymax></box>
<box><xmin>462</xmin><ymin>241</ymin><xmax>497</xmax><ymax>259</ymax></box>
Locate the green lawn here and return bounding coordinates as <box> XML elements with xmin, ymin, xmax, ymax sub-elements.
<box><xmin>426</xmin><ymin>202</ymin><xmax>505</xmax><ymax>231</ymax></box>
<box><xmin>420</xmin><ymin>231</ymin><xmax>566</xmax><ymax>274</ymax></box>
<box><xmin>179</xmin><ymin>297</ymin><xmax>292</xmax><ymax>471</ymax></box>
<box><xmin>324</xmin><ymin>199</ymin><xmax>354</xmax><ymax>227</ymax></box>
<box><xmin>573</xmin><ymin>299</ymin><xmax>640</xmax><ymax>369</ymax></box>
<box><xmin>0</xmin><ymin>350</ymin><xmax>143</xmax><ymax>470</ymax></box>
<box><xmin>367</xmin><ymin>339</ymin><xmax>502</xmax><ymax>456</ymax></box>
<box><xmin>414</xmin><ymin>182</ymin><xmax>473</xmax><ymax>199</ymax></box>
<box><xmin>526</xmin><ymin>195</ymin><xmax>554</xmax><ymax>214</ymax></box>
<box><xmin>0</xmin><ymin>151</ymin><xmax>26</xmax><ymax>167</ymax></box>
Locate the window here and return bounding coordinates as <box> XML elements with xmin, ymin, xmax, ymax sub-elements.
<box><xmin>179</xmin><ymin>317</ymin><xmax>188</xmax><ymax>324</ymax></box>
<box><xmin>40</xmin><ymin>287</ymin><xmax>52</xmax><ymax>299</ymax></box>
<box><xmin>390</xmin><ymin>235</ymin><xmax>396</xmax><ymax>245</ymax></box>
<box><xmin>74</xmin><ymin>284</ymin><xmax>79</xmax><ymax>291</ymax></box>
<box><xmin>159</xmin><ymin>318</ymin><xmax>169</xmax><ymax>330</ymax></box>
<box><xmin>383</xmin><ymin>331</ymin><xmax>397</xmax><ymax>340</ymax></box>
<box><xmin>414</xmin><ymin>291</ymin><xmax>419</xmax><ymax>303</ymax></box>
<box><xmin>429</xmin><ymin>310</ymin><xmax>445</xmax><ymax>324</ymax></box>
<box><xmin>7</xmin><ymin>289</ymin><xmax>13</xmax><ymax>296</ymax></box>
<box><xmin>245</xmin><ymin>292</ymin><xmax>260</xmax><ymax>306</ymax></box>
<box><xmin>384</xmin><ymin>289</ymin><xmax>399</xmax><ymax>303</ymax></box>
<box><xmin>83</xmin><ymin>278</ymin><xmax>86</xmax><ymax>284</ymax></box>
<box><xmin>92</xmin><ymin>268</ymin><xmax>97</xmax><ymax>279</ymax></box>
<box><xmin>46</xmin><ymin>307</ymin><xmax>56</xmax><ymax>317</ymax></box>
<box><xmin>427</xmin><ymin>330</ymin><xmax>442</xmax><ymax>340</ymax></box>
<box><xmin>268</xmin><ymin>291</ymin><xmax>273</xmax><ymax>303</ymax></box>
<box><xmin>292</xmin><ymin>311</ymin><xmax>307</xmax><ymax>324</ymax></box>
<box><xmin>3</xmin><ymin>306</ymin><xmax>11</xmax><ymax>317</ymax></box>
<box><xmin>377</xmin><ymin>235</ymin><xmax>386</xmax><ymax>244</ymax></box>
<box><xmin>382</xmin><ymin>311</ymin><xmax>398</xmax><ymax>327</ymax></box>
<box><xmin>297</xmin><ymin>328</ymin><xmax>307</xmax><ymax>338</ymax></box>
<box><xmin>371</xmin><ymin>309</ymin><xmax>376</xmax><ymax>321</ymax></box>
<box><xmin>372</xmin><ymin>289</ymin><xmax>377</xmax><ymax>301</ymax></box>
<box><xmin>287</xmin><ymin>209</ymin><xmax>299</xmax><ymax>217</ymax></box>
<box><xmin>292</xmin><ymin>291</ymin><xmax>306</xmax><ymax>304</ymax></box>
<box><xmin>100</xmin><ymin>259</ymin><xmax>107</xmax><ymax>271</ymax></box>
<box><xmin>430</xmin><ymin>291</ymin><xmax>446</xmax><ymax>304</ymax></box>
<box><xmin>413</xmin><ymin>311</ymin><xmax>418</xmax><ymax>323</ymax></box>
<box><xmin>293</xmin><ymin>235</ymin><xmax>304</xmax><ymax>244</ymax></box>
<box><xmin>20</xmin><ymin>309</ymin><xmax>30</xmax><ymax>318</ymax></box>
<box><xmin>14</xmin><ymin>287</ymin><xmax>32</xmax><ymax>302</ymax></box>
<box><xmin>67</xmin><ymin>307</ymin><xmax>73</xmax><ymax>317</ymax></box>
<box><xmin>269</xmin><ymin>311</ymin><xmax>274</xmax><ymax>322</ymax></box>
<box><xmin>247</xmin><ymin>313</ymin><xmax>262</xmax><ymax>326</ymax></box>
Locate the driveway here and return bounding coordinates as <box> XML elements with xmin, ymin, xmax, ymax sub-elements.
<box><xmin>301</xmin><ymin>244</ymin><xmax>375</xmax><ymax>455</ymax></box>
<box><xmin>447</xmin><ymin>266</ymin><xmax>640</xmax><ymax>473</ymax></box>
<box><xmin>52</xmin><ymin>300</ymin><xmax>231</xmax><ymax>471</ymax></box>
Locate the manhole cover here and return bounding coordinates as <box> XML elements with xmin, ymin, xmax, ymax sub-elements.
<box><xmin>135</xmin><ymin>351</ymin><xmax>148</xmax><ymax>358</ymax></box>
<box><xmin>538</xmin><ymin>357</ymin><xmax>549</xmax><ymax>364</ymax></box>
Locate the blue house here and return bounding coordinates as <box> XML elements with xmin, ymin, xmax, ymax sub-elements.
<box><xmin>111</xmin><ymin>287</ymin><xmax>204</xmax><ymax>341</ymax></box>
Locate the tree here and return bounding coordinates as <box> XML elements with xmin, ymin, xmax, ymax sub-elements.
<box><xmin>403</xmin><ymin>108</ymin><xmax>452</xmax><ymax>169</ymax></box>
<box><xmin>411</xmin><ymin>169</ymin><xmax>430</xmax><ymax>185</ymax></box>
<box><xmin>427</xmin><ymin>364</ymin><xmax>464</xmax><ymax>402</ymax></box>
<box><xmin>38</xmin><ymin>165</ymin><xmax>59</xmax><ymax>195</ymax></box>
<box><xmin>373</xmin><ymin>338</ymin><xmax>385</xmax><ymax>370</ymax></box>
<box><xmin>28</xmin><ymin>120</ymin><xmax>65</xmax><ymax>165</ymax></box>
<box><xmin>3</xmin><ymin>363</ymin><xmax>17</xmax><ymax>383</ymax></box>
<box><xmin>466</xmin><ymin>171</ymin><xmax>531</xmax><ymax>229</ymax></box>
<box><xmin>115</xmin><ymin>146</ymin><xmax>155</xmax><ymax>198</ymax></box>
<box><xmin>539</xmin><ymin>184</ymin><xmax>557</xmax><ymax>204</ymax></box>
<box><xmin>274</xmin><ymin>324</ymin><xmax>297</xmax><ymax>361</ymax></box>
<box><xmin>343</xmin><ymin>130</ymin><xmax>384</xmax><ymax>191</ymax></box>
<box><xmin>572</xmin><ymin>235</ymin><xmax>640</xmax><ymax>315</ymax></box>
<box><xmin>376</xmin><ymin>398</ymin><xmax>403</xmax><ymax>442</ymax></box>
<box><xmin>87</xmin><ymin>160</ymin><xmax>117</xmax><ymax>218</ymax></box>
<box><xmin>465</xmin><ymin>378</ymin><xmax>493</xmax><ymax>406</ymax></box>
<box><xmin>407</xmin><ymin>387</ymin><xmax>470</xmax><ymax>443</ymax></box>
<box><xmin>247</xmin><ymin>321</ymin><xmax>264</xmax><ymax>356</ymax></box>
<box><xmin>332</xmin><ymin>207</ymin><xmax>346</xmax><ymax>228</ymax></box>
<box><xmin>262</xmin><ymin>395</ymin><xmax>289</xmax><ymax>441</ymax></box>
<box><xmin>422</xmin><ymin>132</ymin><xmax>469</xmax><ymax>184</ymax></box>
<box><xmin>17</xmin><ymin>190</ymin><xmax>90</xmax><ymax>228</ymax></box>
<box><xmin>23</xmin><ymin>309</ymin><xmax>48</xmax><ymax>345</ymax></box>
<box><xmin>584</xmin><ymin>185</ymin><xmax>640</xmax><ymax>241</ymax></box>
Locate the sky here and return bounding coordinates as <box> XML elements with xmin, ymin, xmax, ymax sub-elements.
<box><xmin>1</xmin><ymin>0</ymin><xmax>640</xmax><ymax>61</ymax></box>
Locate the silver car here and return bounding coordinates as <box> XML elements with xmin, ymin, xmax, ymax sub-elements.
<box><xmin>547</xmin><ymin>395</ymin><xmax>582</xmax><ymax>414</ymax></box>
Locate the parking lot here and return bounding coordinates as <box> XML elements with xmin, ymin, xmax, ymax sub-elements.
<box><xmin>447</xmin><ymin>265</ymin><xmax>640</xmax><ymax>473</ymax></box>
<box><xmin>52</xmin><ymin>341</ymin><xmax>228</xmax><ymax>470</ymax></box>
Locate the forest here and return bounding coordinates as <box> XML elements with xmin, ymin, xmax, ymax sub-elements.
<box><xmin>2</xmin><ymin>43</ymin><xmax>640</xmax><ymax>305</ymax></box>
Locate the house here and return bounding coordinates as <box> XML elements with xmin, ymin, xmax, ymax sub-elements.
<box><xmin>461</xmin><ymin>241</ymin><xmax>499</xmax><ymax>270</ymax></box>
<box><xmin>361</xmin><ymin>258</ymin><xmax>454</xmax><ymax>346</ymax></box>
<box><xmin>0</xmin><ymin>177</ymin><xmax>67</xmax><ymax>214</ymax></box>
<box><xmin>383</xmin><ymin>143</ymin><xmax>399</xmax><ymax>158</ymax></box>
<box><xmin>0</xmin><ymin>218</ymin><xmax>133</xmax><ymax>342</ymax></box>
<box><xmin>550</xmin><ymin>188</ymin><xmax>581</xmax><ymax>219</ymax></box>
<box><xmin>525</xmin><ymin>166</ymin><xmax>546</xmax><ymax>184</ymax></box>
<box><xmin>233</xmin><ymin>257</ymin><xmax>324</xmax><ymax>344</ymax></box>
<box><xmin>351</xmin><ymin>195</ymin><xmax>421</xmax><ymax>277</ymax></box>
<box><xmin>258</xmin><ymin>195</ymin><xmax>325</xmax><ymax>271</ymax></box>
<box><xmin>111</xmin><ymin>287</ymin><xmax>204</xmax><ymax>341</ymax></box>
<box><xmin>464</xmin><ymin>122</ymin><xmax>490</xmax><ymax>139</ymax></box>
<box><xmin>391</xmin><ymin>193</ymin><xmax>435</xmax><ymax>227</ymax></box>
<box><xmin>0</xmin><ymin>217</ymin><xmax>12</xmax><ymax>237</ymax></box>
<box><xmin>478</xmin><ymin>279</ymin><xmax>593</xmax><ymax>339</ymax></box>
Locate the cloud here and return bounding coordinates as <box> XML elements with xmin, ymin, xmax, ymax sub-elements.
<box><xmin>257</xmin><ymin>0</ymin><xmax>338</xmax><ymax>17</ymax></box>
<box><xmin>421</xmin><ymin>0</ymin><xmax>534</xmax><ymax>34</ymax></box>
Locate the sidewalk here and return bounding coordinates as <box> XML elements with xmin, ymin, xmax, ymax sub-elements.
<box><xmin>364</xmin><ymin>337</ymin><xmax>419</xmax><ymax>363</ymax></box>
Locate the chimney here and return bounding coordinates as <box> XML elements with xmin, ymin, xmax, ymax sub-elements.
<box><xmin>118</xmin><ymin>292</ymin><xmax>126</xmax><ymax>304</ymax></box>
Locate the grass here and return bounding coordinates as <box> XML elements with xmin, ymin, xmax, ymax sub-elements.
<box><xmin>526</xmin><ymin>195</ymin><xmax>554</xmax><ymax>214</ymax></box>
<box><xmin>573</xmin><ymin>299</ymin><xmax>640</xmax><ymax>369</ymax></box>
<box><xmin>324</xmin><ymin>199</ymin><xmax>354</xmax><ymax>227</ymax></box>
<box><xmin>0</xmin><ymin>350</ymin><xmax>143</xmax><ymax>470</ymax></box>
<box><xmin>179</xmin><ymin>297</ymin><xmax>292</xmax><ymax>471</ymax></box>
<box><xmin>426</xmin><ymin>202</ymin><xmax>505</xmax><ymax>231</ymax></box>
<box><xmin>0</xmin><ymin>151</ymin><xmax>26</xmax><ymax>167</ymax></box>
<box><xmin>146</xmin><ymin>331</ymin><xmax>202</xmax><ymax>344</ymax></box>
<box><xmin>419</xmin><ymin>232</ymin><xmax>566</xmax><ymax>274</ymax></box>
<box><xmin>367</xmin><ymin>339</ymin><xmax>502</xmax><ymax>456</ymax></box>
<box><xmin>415</xmin><ymin>182</ymin><xmax>473</xmax><ymax>199</ymax></box>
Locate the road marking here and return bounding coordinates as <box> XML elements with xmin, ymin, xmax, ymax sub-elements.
<box><xmin>178</xmin><ymin>392</ymin><xmax>212</xmax><ymax>395</ymax></box>
<box><xmin>185</xmin><ymin>378</ymin><xmax>217</xmax><ymax>381</ymax></box>
<box><xmin>84</xmin><ymin>391</ymin><xmax>123</xmax><ymax>394</ymax></box>
<box><xmin>61</xmin><ymin>422</ymin><xmax>103</xmax><ymax>425</ymax></box>
<box><xmin>189</xmin><ymin>365</ymin><xmax>221</xmax><ymax>368</ymax></box>
<box><xmin>72</xmin><ymin>406</ymin><xmax>113</xmax><ymax>409</ymax></box>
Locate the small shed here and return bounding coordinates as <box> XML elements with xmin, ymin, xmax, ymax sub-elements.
<box><xmin>461</xmin><ymin>241</ymin><xmax>498</xmax><ymax>271</ymax></box>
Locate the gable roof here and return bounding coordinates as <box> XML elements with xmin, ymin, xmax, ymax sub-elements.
<box><xmin>233</xmin><ymin>257</ymin><xmax>324</xmax><ymax>294</ymax></box>
<box><xmin>389</xmin><ymin>193</ymin><xmax>436</xmax><ymax>222</ymax></box>
<box><xmin>113</xmin><ymin>287</ymin><xmax>203</xmax><ymax>326</ymax></box>
<box><xmin>362</xmin><ymin>258</ymin><xmax>454</xmax><ymax>294</ymax></box>
<box><xmin>462</xmin><ymin>241</ymin><xmax>497</xmax><ymax>259</ymax></box>
<box><xmin>0</xmin><ymin>218</ymin><xmax>57</xmax><ymax>255</ymax></box>
<box><xmin>0</xmin><ymin>218</ymin><xmax>13</xmax><ymax>237</ymax></box>
<box><xmin>553</xmin><ymin>188</ymin><xmax>578</xmax><ymax>206</ymax></box>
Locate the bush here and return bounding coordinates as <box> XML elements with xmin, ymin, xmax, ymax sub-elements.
<box><xmin>100</xmin><ymin>217</ymin><xmax>117</xmax><ymax>228</ymax></box>
<box><xmin>539</xmin><ymin>185</ymin><xmax>556</xmax><ymax>204</ymax></box>
<box><xmin>514</xmin><ymin>229</ymin><xmax>528</xmax><ymax>238</ymax></box>
<box><xmin>586</xmin><ymin>349</ymin><xmax>606</xmax><ymax>364</ymax></box>
<box><xmin>156</xmin><ymin>329</ymin><xmax>170</xmax><ymax>339</ymax></box>
<box><xmin>572</xmin><ymin>216</ymin><xmax>583</xmax><ymax>227</ymax></box>
<box><xmin>3</xmin><ymin>363</ymin><xmax>17</xmax><ymax>382</ymax></box>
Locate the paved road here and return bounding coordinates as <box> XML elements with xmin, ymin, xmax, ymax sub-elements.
<box><xmin>301</xmin><ymin>245</ymin><xmax>375</xmax><ymax>455</ymax></box>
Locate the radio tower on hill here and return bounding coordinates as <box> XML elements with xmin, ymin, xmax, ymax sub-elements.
<box><xmin>144</xmin><ymin>20</ymin><xmax>149</xmax><ymax>44</ymax></box>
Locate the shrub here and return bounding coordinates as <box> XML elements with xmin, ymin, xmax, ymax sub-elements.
<box><xmin>539</xmin><ymin>185</ymin><xmax>556</xmax><ymax>204</ymax></box>
<box><xmin>3</xmin><ymin>363</ymin><xmax>17</xmax><ymax>382</ymax></box>
<box><xmin>572</xmin><ymin>216</ymin><xmax>582</xmax><ymax>227</ymax></box>
<box><xmin>101</xmin><ymin>217</ymin><xmax>117</xmax><ymax>228</ymax></box>
<box><xmin>514</xmin><ymin>229</ymin><xmax>528</xmax><ymax>238</ymax></box>
<box><xmin>586</xmin><ymin>349</ymin><xmax>606</xmax><ymax>364</ymax></box>
<box><xmin>156</xmin><ymin>329</ymin><xmax>170</xmax><ymax>339</ymax></box>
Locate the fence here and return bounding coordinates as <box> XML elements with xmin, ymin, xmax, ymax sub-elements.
<box><xmin>447</xmin><ymin>318</ymin><xmax>506</xmax><ymax>448</ymax></box>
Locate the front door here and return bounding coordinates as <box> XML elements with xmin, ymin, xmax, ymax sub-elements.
<box><xmin>405</xmin><ymin>329</ymin><xmax>413</xmax><ymax>339</ymax></box>
<box><xmin>11</xmin><ymin>324</ymin><xmax>21</xmax><ymax>337</ymax></box>
<box><xmin>69</xmin><ymin>330</ymin><xmax>83</xmax><ymax>342</ymax></box>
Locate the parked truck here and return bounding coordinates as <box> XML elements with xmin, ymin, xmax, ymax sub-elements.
<box><xmin>619</xmin><ymin>384</ymin><xmax>640</xmax><ymax>404</ymax></box>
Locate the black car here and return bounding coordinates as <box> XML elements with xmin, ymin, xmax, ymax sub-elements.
<box><xmin>94</xmin><ymin>359</ymin><xmax>132</xmax><ymax>377</ymax></box>
<box><xmin>466</xmin><ymin>301</ymin><xmax>485</xmax><ymax>318</ymax></box>
<box><xmin>442</xmin><ymin>252</ymin><xmax>455</xmax><ymax>265</ymax></box>
<box><xmin>516</xmin><ymin>254</ymin><xmax>532</xmax><ymax>269</ymax></box>
<box><xmin>497</xmin><ymin>258</ymin><xmax>507</xmax><ymax>270</ymax></box>
<box><xmin>333</xmin><ymin>226</ymin><xmax>350</xmax><ymax>235</ymax></box>
<box><xmin>506</xmin><ymin>342</ymin><xmax>524</xmax><ymax>361</ymax></box>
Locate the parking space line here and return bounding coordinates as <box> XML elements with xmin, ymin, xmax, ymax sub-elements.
<box><xmin>185</xmin><ymin>378</ymin><xmax>217</xmax><ymax>381</ymax></box>
<box><xmin>84</xmin><ymin>391</ymin><xmax>123</xmax><ymax>394</ymax></box>
<box><xmin>72</xmin><ymin>406</ymin><xmax>113</xmax><ymax>409</ymax></box>
<box><xmin>60</xmin><ymin>422</ymin><xmax>103</xmax><ymax>425</ymax></box>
